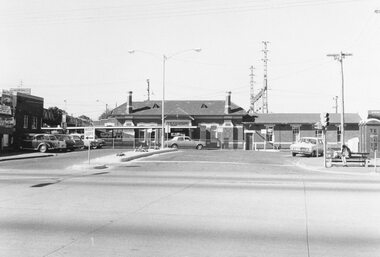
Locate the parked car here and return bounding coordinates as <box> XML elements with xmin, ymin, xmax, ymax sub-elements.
<box><xmin>69</xmin><ymin>134</ymin><xmax>84</xmax><ymax>149</ymax></box>
<box><xmin>290</xmin><ymin>137</ymin><xmax>324</xmax><ymax>157</ymax></box>
<box><xmin>54</xmin><ymin>134</ymin><xmax>76</xmax><ymax>151</ymax></box>
<box><xmin>95</xmin><ymin>137</ymin><xmax>106</xmax><ymax>148</ymax></box>
<box><xmin>165</xmin><ymin>136</ymin><xmax>205</xmax><ymax>150</ymax></box>
<box><xmin>71</xmin><ymin>133</ymin><xmax>99</xmax><ymax>149</ymax></box>
<box><xmin>20</xmin><ymin>133</ymin><xmax>60</xmax><ymax>153</ymax></box>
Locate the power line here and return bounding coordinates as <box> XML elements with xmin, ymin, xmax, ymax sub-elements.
<box><xmin>0</xmin><ymin>0</ymin><xmax>370</xmax><ymax>27</ymax></box>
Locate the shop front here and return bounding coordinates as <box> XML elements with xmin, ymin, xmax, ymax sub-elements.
<box><xmin>0</xmin><ymin>104</ymin><xmax>14</xmax><ymax>152</ymax></box>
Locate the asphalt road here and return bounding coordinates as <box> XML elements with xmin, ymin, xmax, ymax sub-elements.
<box><xmin>0</xmin><ymin>149</ymin><xmax>380</xmax><ymax>257</ymax></box>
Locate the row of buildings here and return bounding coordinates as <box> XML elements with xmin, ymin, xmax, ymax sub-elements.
<box><xmin>94</xmin><ymin>91</ymin><xmax>363</xmax><ymax>150</ymax></box>
<box><xmin>2</xmin><ymin>88</ymin><xmax>379</xmax><ymax>155</ymax></box>
<box><xmin>0</xmin><ymin>89</ymin><xmax>90</xmax><ymax>152</ymax></box>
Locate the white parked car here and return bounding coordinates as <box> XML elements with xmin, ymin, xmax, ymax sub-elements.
<box><xmin>290</xmin><ymin>137</ymin><xmax>323</xmax><ymax>157</ymax></box>
<box><xmin>165</xmin><ymin>136</ymin><xmax>206</xmax><ymax>150</ymax></box>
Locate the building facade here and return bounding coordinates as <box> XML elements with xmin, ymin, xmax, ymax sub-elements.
<box><xmin>244</xmin><ymin>113</ymin><xmax>361</xmax><ymax>150</ymax></box>
<box><xmin>0</xmin><ymin>90</ymin><xmax>15</xmax><ymax>151</ymax></box>
<box><xmin>94</xmin><ymin>91</ymin><xmax>249</xmax><ymax>149</ymax></box>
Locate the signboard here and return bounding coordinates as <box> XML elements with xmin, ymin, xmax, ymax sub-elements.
<box><xmin>314</xmin><ymin>121</ymin><xmax>322</xmax><ymax>130</ymax></box>
<box><xmin>10</xmin><ymin>88</ymin><xmax>32</xmax><ymax>95</ymax></box>
<box><xmin>1</xmin><ymin>90</ymin><xmax>13</xmax><ymax>106</ymax></box>
<box><xmin>84</xmin><ymin>127</ymin><xmax>95</xmax><ymax>140</ymax></box>
<box><xmin>165</xmin><ymin>124</ymin><xmax>171</xmax><ymax>133</ymax></box>
<box><xmin>165</xmin><ymin>120</ymin><xmax>191</xmax><ymax>127</ymax></box>
<box><xmin>0</xmin><ymin>117</ymin><xmax>14</xmax><ymax>128</ymax></box>
<box><xmin>0</xmin><ymin>105</ymin><xmax>12</xmax><ymax>115</ymax></box>
<box><xmin>370</xmin><ymin>134</ymin><xmax>378</xmax><ymax>151</ymax></box>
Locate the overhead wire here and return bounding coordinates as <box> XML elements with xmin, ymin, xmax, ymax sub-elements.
<box><xmin>0</xmin><ymin>0</ymin><xmax>371</xmax><ymax>27</ymax></box>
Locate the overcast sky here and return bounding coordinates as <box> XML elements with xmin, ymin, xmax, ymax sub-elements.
<box><xmin>1</xmin><ymin>0</ymin><xmax>379</xmax><ymax>120</ymax></box>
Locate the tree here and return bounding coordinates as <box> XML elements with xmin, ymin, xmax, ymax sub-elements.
<box><xmin>78</xmin><ymin>115</ymin><xmax>92</xmax><ymax>122</ymax></box>
<box><xmin>44</xmin><ymin>106</ymin><xmax>65</xmax><ymax>126</ymax></box>
<box><xmin>98</xmin><ymin>110</ymin><xmax>112</xmax><ymax>120</ymax></box>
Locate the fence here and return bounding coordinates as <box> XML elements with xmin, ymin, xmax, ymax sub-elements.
<box><xmin>100</xmin><ymin>137</ymin><xmax>246</xmax><ymax>150</ymax></box>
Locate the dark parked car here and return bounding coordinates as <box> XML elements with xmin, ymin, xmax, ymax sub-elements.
<box><xmin>95</xmin><ymin>137</ymin><xmax>106</xmax><ymax>148</ymax></box>
<box><xmin>71</xmin><ymin>133</ymin><xmax>99</xmax><ymax>149</ymax></box>
<box><xmin>20</xmin><ymin>133</ymin><xmax>58</xmax><ymax>153</ymax></box>
<box><xmin>54</xmin><ymin>134</ymin><xmax>76</xmax><ymax>151</ymax></box>
<box><xmin>69</xmin><ymin>134</ymin><xmax>84</xmax><ymax>149</ymax></box>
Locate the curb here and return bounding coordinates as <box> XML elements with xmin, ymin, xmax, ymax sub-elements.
<box><xmin>295</xmin><ymin>160</ymin><xmax>380</xmax><ymax>177</ymax></box>
<box><xmin>0</xmin><ymin>153</ymin><xmax>56</xmax><ymax>162</ymax></box>
<box><xmin>120</xmin><ymin>148</ymin><xmax>178</xmax><ymax>162</ymax></box>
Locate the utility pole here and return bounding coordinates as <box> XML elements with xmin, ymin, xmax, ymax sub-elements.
<box><xmin>327</xmin><ymin>52</ymin><xmax>352</xmax><ymax>150</ymax></box>
<box><xmin>333</xmin><ymin>96</ymin><xmax>338</xmax><ymax>113</ymax></box>
<box><xmin>262</xmin><ymin>41</ymin><xmax>269</xmax><ymax>113</ymax></box>
<box><xmin>249</xmin><ymin>65</ymin><xmax>255</xmax><ymax>114</ymax></box>
<box><xmin>146</xmin><ymin>79</ymin><xmax>150</xmax><ymax>101</ymax></box>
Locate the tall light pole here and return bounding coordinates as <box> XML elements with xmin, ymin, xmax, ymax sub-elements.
<box><xmin>96</xmin><ymin>99</ymin><xmax>108</xmax><ymax>117</ymax></box>
<box><xmin>327</xmin><ymin>52</ymin><xmax>352</xmax><ymax>149</ymax></box>
<box><xmin>129</xmin><ymin>48</ymin><xmax>201</xmax><ymax>149</ymax></box>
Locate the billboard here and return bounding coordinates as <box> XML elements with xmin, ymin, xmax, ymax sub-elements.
<box><xmin>10</xmin><ymin>88</ymin><xmax>32</xmax><ymax>95</ymax></box>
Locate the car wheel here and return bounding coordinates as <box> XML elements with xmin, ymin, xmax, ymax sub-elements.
<box><xmin>171</xmin><ymin>144</ymin><xmax>178</xmax><ymax>149</ymax></box>
<box><xmin>196</xmin><ymin>144</ymin><xmax>203</xmax><ymax>150</ymax></box>
<box><xmin>39</xmin><ymin>144</ymin><xmax>47</xmax><ymax>153</ymax></box>
<box><xmin>292</xmin><ymin>152</ymin><xmax>296</xmax><ymax>157</ymax></box>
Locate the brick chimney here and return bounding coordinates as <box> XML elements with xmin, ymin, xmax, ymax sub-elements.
<box><xmin>126</xmin><ymin>91</ymin><xmax>133</xmax><ymax>114</ymax></box>
<box><xmin>224</xmin><ymin>91</ymin><xmax>231</xmax><ymax>114</ymax></box>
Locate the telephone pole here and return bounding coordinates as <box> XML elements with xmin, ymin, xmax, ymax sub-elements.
<box><xmin>327</xmin><ymin>52</ymin><xmax>352</xmax><ymax>149</ymax></box>
<box><xmin>262</xmin><ymin>41</ymin><xmax>269</xmax><ymax>113</ymax></box>
<box><xmin>249</xmin><ymin>65</ymin><xmax>255</xmax><ymax>115</ymax></box>
<box><xmin>146</xmin><ymin>79</ymin><xmax>150</xmax><ymax>101</ymax></box>
<box><xmin>333</xmin><ymin>96</ymin><xmax>338</xmax><ymax>113</ymax></box>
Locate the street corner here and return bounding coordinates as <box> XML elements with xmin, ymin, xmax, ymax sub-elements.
<box><xmin>119</xmin><ymin>147</ymin><xmax>178</xmax><ymax>162</ymax></box>
<box><xmin>294</xmin><ymin>156</ymin><xmax>380</xmax><ymax>176</ymax></box>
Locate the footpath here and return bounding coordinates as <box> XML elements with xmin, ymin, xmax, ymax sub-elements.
<box><xmin>0</xmin><ymin>148</ymin><xmax>177</xmax><ymax>166</ymax></box>
<box><xmin>295</xmin><ymin>156</ymin><xmax>380</xmax><ymax>176</ymax></box>
<box><xmin>0</xmin><ymin>152</ymin><xmax>56</xmax><ymax>162</ymax></box>
<box><xmin>0</xmin><ymin>148</ymin><xmax>177</xmax><ymax>171</ymax></box>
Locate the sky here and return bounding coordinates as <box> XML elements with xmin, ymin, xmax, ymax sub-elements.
<box><xmin>1</xmin><ymin>0</ymin><xmax>380</xmax><ymax>120</ymax></box>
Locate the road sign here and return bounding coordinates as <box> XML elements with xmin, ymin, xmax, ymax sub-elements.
<box><xmin>84</xmin><ymin>127</ymin><xmax>95</xmax><ymax>140</ymax></box>
<box><xmin>314</xmin><ymin>121</ymin><xmax>322</xmax><ymax>130</ymax></box>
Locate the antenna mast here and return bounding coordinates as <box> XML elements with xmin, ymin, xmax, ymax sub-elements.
<box><xmin>262</xmin><ymin>41</ymin><xmax>269</xmax><ymax>113</ymax></box>
<box><xmin>249</xmin><ymin>66</ymin><xmax>255</xmax><ymax>114</ymax></box>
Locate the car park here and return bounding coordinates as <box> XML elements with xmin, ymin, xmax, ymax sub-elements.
<box><xmin>20</xmin><ymin>133</ymin><xmax>59</xmax><ymax>153</ymax></box>
<box><xmin>165</xmin><ymin>136</ymin><xmax>205</xmax><ymax>150</ymax></box>
<box><xmin>290</xmin><ymin>137</ymin><xmax>323</xmax><ymax>157</ymax></box>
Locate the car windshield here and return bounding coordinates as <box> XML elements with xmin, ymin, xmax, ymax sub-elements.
<box><xmin>299</xmin><ymin>138</ymin><xmax>316</xmax><ymax>144</ymax></box>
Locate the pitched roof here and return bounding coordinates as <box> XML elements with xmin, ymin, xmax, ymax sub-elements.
<box><xmin>253</xmin><ymin>113</ymin><xmax>362</xmax><ymax>124</ymax></box>
<box><xmin>111</xmin><ymin>100</ymin><xmax>247</xmax><ymax>116</ymax></box>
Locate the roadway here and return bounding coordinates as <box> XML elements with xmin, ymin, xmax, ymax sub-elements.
<box><xmin>0</xmin><ymin>149</ymin><xmax>379</xmax><ymax>257</ymax></box>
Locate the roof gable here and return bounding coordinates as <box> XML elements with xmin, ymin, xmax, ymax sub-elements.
<box><xmin>111</xmin><ymin>100</ymin><xmax>246</xmax><ymax>116</ymax></box>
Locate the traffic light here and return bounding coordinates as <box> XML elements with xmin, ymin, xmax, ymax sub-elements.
<box><xmin>320</xmin><ymin>112</ymin><xmax>330</xmax><ymax>128</ymax></box>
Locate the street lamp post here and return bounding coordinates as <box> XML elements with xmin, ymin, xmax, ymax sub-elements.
<box><xmin>96</xmin><ymin>99</ymin><xmax>108</xmax><ymax>117</ymax></box>
<box><xmin>129</xmin><ymin>48</ymin><xmax>201</xmax><ymax>149</ymax></box>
